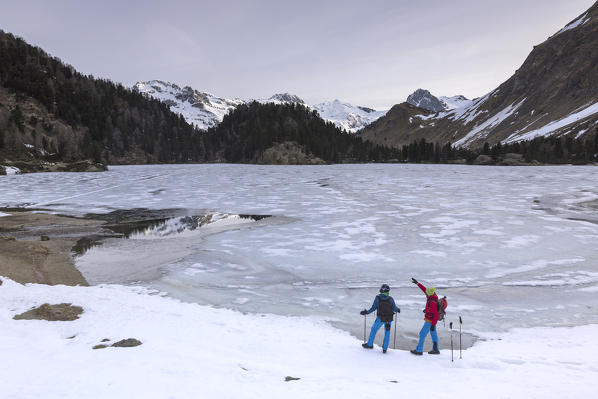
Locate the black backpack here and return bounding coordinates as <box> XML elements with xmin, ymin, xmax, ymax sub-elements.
<box><xmin>377</xmin><ymin>296</ymin><xmax>395</xmax><ymax>322</ymax></box>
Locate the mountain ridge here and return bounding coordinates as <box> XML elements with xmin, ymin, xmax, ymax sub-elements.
<box><xmin>361</xmin><ymin>1</ymin><xmax>598</xmax><ymax>148</ymax></box>
<box><xmin>134</xmin><ymin>80</ymin><xmax>388</xmax><ymax>133</ymax></box>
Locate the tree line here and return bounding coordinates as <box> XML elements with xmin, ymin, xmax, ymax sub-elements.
<box><xmin>1</xmin><ymin>29</ymin><xmax>596</xmax><ymax>166</ymax></box>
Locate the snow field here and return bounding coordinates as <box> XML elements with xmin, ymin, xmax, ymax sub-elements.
<box><xmin>1</xmin><ymin>277</ymin><xmax>596</xmax><ymax>399</ymax></box>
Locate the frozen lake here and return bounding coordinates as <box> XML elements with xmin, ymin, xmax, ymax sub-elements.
<box><xmin>2</xmin><ymin>164</ymin><xmax>598</xmax><ymax>347</ymax></box>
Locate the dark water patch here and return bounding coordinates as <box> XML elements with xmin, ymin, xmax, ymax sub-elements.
<box><xmin>240</xmin><ymin>214</ymin><xmax>271</xmax><ymax>221</ymax></box>
<box><xmin>0</xmin><ymin>206</ymin><xmax>46</xmax><ymax>213</ymax></box>
<box><xmin>567</xmin><ymin>217</ymin><xmax>598</xmax><ymax>225</ymax></box>
<box><xmin>71</xmin><ymin>234</ymin><xmax>119</xmax><ymax>255</ymax></box>
<box><xmin>73</xmin><ymin>208</ymin><xmax>273</xmax><ymax>252</ymax></box>
<box><xmin>103</xmin><ymin>219</ymin><xmax>168</xmax><ymax>238</ymax></box>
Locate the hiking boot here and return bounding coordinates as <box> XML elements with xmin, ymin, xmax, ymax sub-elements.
<box><xmin>410</xmin><ymin>349</ymin><xmax>423</xmax><ymax>356</ymax></box>
<box><xmin>362</xmin><ymin>343</ymin><xmax>373</xmax><ymax>349</ymax></box>
<box><xmin>428</xmin><ymin>342</ymin><xmax>440</xmax><ymax>355</ymax></box>
<box><xmin>383</xmin><ymin>349</ymin><xmax>387</xmax><ymax>353</ymax></box>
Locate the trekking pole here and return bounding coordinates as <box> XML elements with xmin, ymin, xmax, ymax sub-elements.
<box><xmin>459</xmin><ymin>316</ymin><xmax>463</xmax><ymax>359</ymax></box>
<box><xmin>393</xmin><ymin>312</ymin><xmax>397</xmax><ymax>349</ymax></box>
<box><xmin>363</xmin><ymin>314</ymin><xmax>367</xmax><ymax>343</ymax></box>
<box><xmin>450</xmin><ymin>322</ymin><xmax>454</xmax><ymax>362</ymax></box>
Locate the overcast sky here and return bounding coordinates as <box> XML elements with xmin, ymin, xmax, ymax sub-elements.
<box><xmin>0</xmin><ymin>0</ymin><xmax>594</xmax><ymax>108</ymax></box>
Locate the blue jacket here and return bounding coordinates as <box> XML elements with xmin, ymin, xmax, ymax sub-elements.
<box><xmin>365</xmin><ymin>294</ymin><xmax>399</xmax><ymax>315</ymax></box>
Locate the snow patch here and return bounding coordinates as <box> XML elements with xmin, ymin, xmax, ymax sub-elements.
<box><xmin>454</xmin><ymin>98</ymin><xmax>526</xmax><ymax>147</ymax></box>
<box><xmin>3</xmin><ymin>166</ymin><xmax>21</xmax><ymax>175</ymax></box>
<box><xmin>504</xmin><ymin>102</ymin><xmax>598</xmax><ymax>143</ymax></box>
<box><xmin>554</xmin><ymin>13</ymin><xmax>591</xmax><ymax>36</ymax></box>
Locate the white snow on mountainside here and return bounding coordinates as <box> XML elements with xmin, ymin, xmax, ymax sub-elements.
<box><xmin>438</xmin><ymin>95</ymin><xmax>473</xmax><ymax>111</ymax></box>
<box><xmin>312</xmin><ymin>100</ymin><xmax>387</xmax><ymax>132</ymax></box>
<box><xmin>134</xmin><ymin>81</ymin><xmax>387</xmax><ymax>133</ymax></box>
<box><xmin>133</xmin><ymin>81</ymin><xmax>245</xmax><ymax>130</ymax></box>
<box><xmin>554</xmin><ymin>12</ymin><xmax>591</xmax><ymax>36</ymax></box>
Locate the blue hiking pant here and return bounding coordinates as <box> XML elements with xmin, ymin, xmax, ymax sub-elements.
<box><xmin>416</xmin><ymin>321</ymin><xmax>438</xmax><ymax>352</ymax></box>
<box><xmin>367</xmin><ymin>317</ymin><xmax>392</xmax><ymax>350</ymax></box>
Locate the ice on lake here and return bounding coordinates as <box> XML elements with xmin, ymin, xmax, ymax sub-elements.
<box><xmin>2</xmin><ymin>164</ymin><xmax>598</xmax><ymax>348</ymax></box>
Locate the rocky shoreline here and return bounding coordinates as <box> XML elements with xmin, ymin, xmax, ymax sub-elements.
<box><xmin>0</xmin><ymin>211</ymin><xmax>108</xmax><ymax>285</ymax></box>
<box><xmin>0</xmin><ymin>159</ymin><xmax>107</xmax><ymax>175</ymax></box>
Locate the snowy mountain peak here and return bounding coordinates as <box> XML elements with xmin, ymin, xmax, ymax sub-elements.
<box><xmin>134</xmin><ymin>82</ymin><xmax>386</xmax><ymax>133</ymax></box>
<box><xmin>311</xmin><ymin>99</ymin><xmax>387</xmax><ymax>133</ymax></box>
<box><xmin>406</xmin><ymin>89</ymin><xmax>446</xmax><ymax>112</ymax></box>
<box><xmin>265</xmin><ymin>93</ymin><xmax>305</xmax><ymax>104</ymax></box>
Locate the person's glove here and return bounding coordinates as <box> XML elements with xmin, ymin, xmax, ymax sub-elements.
<box><xmin>397</xmin><ymin>308</ymin><xmax>401</xmax><ymax>314</ymax></box>
<box><xmin>411</xmin><ymin>278</ymin><xmax>418</xmax><ymax>285</ymax></box>
<box><xmin>360</xmin><ymin>309</ymin><xmax>367</xmax><ymax>315</ymax></box>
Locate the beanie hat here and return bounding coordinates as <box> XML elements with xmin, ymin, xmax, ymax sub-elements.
<box><xmin>426</xmin><ymin>287</ymin><xmax>436</xmax><ymax>296</ymax></box>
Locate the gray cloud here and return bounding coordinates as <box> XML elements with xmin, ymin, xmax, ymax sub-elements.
<box><xmin>0</xmin><ymin>0</ymin><xmax>594</xmax><ymax>108</ymax></box>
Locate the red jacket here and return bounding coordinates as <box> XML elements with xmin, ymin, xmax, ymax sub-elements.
<box><xmin>417</xmin><ymin>283</ymin><xmax>439</xmax><ymax>326</ymax></box>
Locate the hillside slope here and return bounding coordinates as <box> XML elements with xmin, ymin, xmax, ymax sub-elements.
<box><xmin>361</xmin><ymin>2</ymin><xmax>598</xmax><ymax>148</ymax></box>
<box><xmin>203</xmin><ymin>102</ymin><xmax>400</xmax><ymax>163</ymax></box>
<box><xmin>0</xmin><ymin>31</ymin><xmax>205</xmax><ymax>165</ymax></box>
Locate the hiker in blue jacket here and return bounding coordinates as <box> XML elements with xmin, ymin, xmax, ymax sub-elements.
<box><xmin>360</xmin><ymin>284</ymin><xmax>400</xmax><ymax>353</ymax></box>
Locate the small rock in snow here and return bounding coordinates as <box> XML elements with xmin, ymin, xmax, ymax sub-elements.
<box><xmin>93</xmin><ymin>344</ymin><xmax>108</xmax><ymax>350</ymax></box>
<box><xmin>284</xmin><ymin>376</ymin><xmax>300</xmax><ymax>382</ymax></box>
<box><xmin>111</xmin><ymin>338</ymin><xmax>142</xmax><ymax>348</ymax></box>
<box><xmin>13</xmin><ymin>303</ymin><xmax>83</xmax><ymax>321</ymax></box>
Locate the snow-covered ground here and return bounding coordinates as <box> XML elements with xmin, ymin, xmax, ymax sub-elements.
<box><xmin>1</xmin><ymin>277</ymin><xmax>596</xmax><ymax>399</ymax></box>
<box><xmin>2</xmin><ymin>166</ymin><xmax>21</xmax><ymax>175</ymax></box>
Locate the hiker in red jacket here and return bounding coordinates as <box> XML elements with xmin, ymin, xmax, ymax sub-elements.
<box><xmin>410</xmin><ymin>277</ymin><xmax>441</xmax><ymax>355</ymax></box>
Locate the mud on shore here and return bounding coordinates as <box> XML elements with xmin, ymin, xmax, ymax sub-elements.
<box><xmin>0</xmin><ymin>211</ymin><xmax>107</xmax><ymax>286</ymax></box>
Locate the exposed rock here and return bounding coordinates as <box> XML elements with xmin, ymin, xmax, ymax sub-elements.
<box><xmin>0</xmin><ymin>235</ymin><xmax>16</xmax><ymax>241</ymax></box>
<box><xmin>13</xmin><ymin>303</ymin><xmax>83</xmax><ymax>321</ymax></box>
<box><xmin>497</xmin><ymin>153</ymin><xmax>531</xmax><ymax>166</ymax></box>
<box><xmin>473</xmin><ymin>154</ymin><xmax>494</xmax><ymax>165</ymax></box>
<box><xmin>257</xmin><ymin>141</ymin><xmax>326</xmax><ymax>165</ymax></box>
<box><xmin>406</xmin><ymin>89</ymin><xmax>446</xmax><ymax>112</ymax></box>
<box><xmin>0</xmin><ymin>279</ymin><xmax>2</xmax><ymax>286</ymax></box>
<box><xmin>92</xmin><ymin>344</ymin><xmax>108</xmax><ymax>350</ymax></box>
<box><xmin>504</xmin><ymin>152</ymin><xmax>524</xmax><ymax>161</ymax></box>
<box><xmin>58</xmin><ymin>160</ymin><xmax>107</xmax><ymax>173</ymax></box>
<box><xmin>267</xmin><ymin>93</ymin><xmax>305</xmax><ymax>104</ymax></box>
<box><xmin>2</xmin><ymin>160</ymin><xmax>107</xmax><ymax>174</ymax></box>
<box><xmin>101</xmin><ymin>338</ymin><xmax>110</xmax><ymax>342</ymax></box>
<box><xmin>111</xmin><ymin>338</ymin><xmax>142</xmax><ymax>348</ymax></box>
<box><xmin>284</xmin><ymin>376</ymin><xmax>301</xmax><ymax>382</ymax></box>
<box><xmin>0</xmin><ymin>165</ymin><xmax>5</xmax><ymax>175</ymax></box>
<box><xmin>40</xmin><ymin>235</ymin><xmax>50</xmax><ymax>241</ymax></box>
